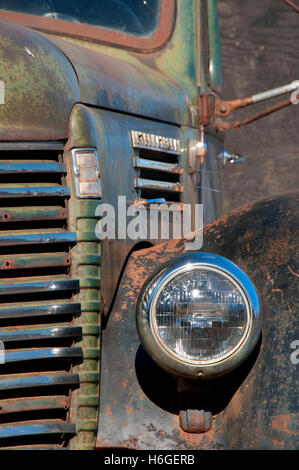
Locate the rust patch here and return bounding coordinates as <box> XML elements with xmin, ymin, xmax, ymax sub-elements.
<box><xmin>272</xmin><ymin>414</ymin><xmax>298</xmax><ymax>436</ymax></box>
<box><xmin>105</xmin><ymin>404</ymin><xmax>113</xmax><ymax>418</ymax></box>
<box><xmin>287</xmin><ymin>265</ymin><xmax>299</xmax><ymax>278</ymax></box>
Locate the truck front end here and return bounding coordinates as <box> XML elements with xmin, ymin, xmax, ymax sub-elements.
<box><xmin>0</xmin><ymin>0</ymin><xmax>297</xmax><ymax>450</ymax></box>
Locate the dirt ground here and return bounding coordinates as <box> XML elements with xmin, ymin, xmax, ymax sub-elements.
<box><xmin>218</xmin><ymin>0</ymin><xmax>298</xmax><ymax>214</ymax></box>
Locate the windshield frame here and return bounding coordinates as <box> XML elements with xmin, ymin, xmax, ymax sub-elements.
<box><xmin>0</xmin><ymin>0</ymin><xmax>175</xmax><ymax>52</ymax></box>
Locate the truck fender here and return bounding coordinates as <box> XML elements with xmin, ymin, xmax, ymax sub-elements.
<box><xmin>97</xmin><ymin>191</ymin><xmax>298</xmax><ymax>450</ymax></box>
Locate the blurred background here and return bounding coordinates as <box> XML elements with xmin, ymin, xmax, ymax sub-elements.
<box><xmin>218</xmin><ymin>0</ymin><xmax>298</xmax><ymax>214</ymax></box>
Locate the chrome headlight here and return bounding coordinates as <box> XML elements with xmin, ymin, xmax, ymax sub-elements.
<box><xmin>136</xmin><ymin>253</ymin><xmax>262</xmax><ymax>379</ymax></box>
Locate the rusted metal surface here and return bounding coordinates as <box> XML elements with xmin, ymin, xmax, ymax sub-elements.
<box><xmin>0</xmin><ymin>0</ymin><xmax>175</xmax><ymax>52</ymax></box>
<box><xmin>216</xmin><ymin>97</ymin><xmax>297</xmax><ymax>131</ymax></box>
<box><xmin>44</xmin><ymin>0</ymin><xmax>199</xmax><ymax>128</ymax></box>
<box><xmin>67</xmin><ymin>104</ymin><xmax>222</xmax><ymax>313</ymax></box>
<box><xmin>0</xmin><ymin>0</ymin><xmax>200</xmax><ymax>138</ymax></box>
<box><xmin>179</xmin><ymin>410</ymin><xmax>212</xmax><ymax>434</ymax></box>
<box><xmin>65</xmin><ymin>101</ymin><xmax>214</xmax><ymax>448</ymax></box>
<box><xmin>0</xmin><ymin>253</ymin><xmax>71</xmax><ymax>270</ymax></box>
<box><xmin>214</xmin><ymin>80</ymin><xmax>298</xmax><ymax>130</ymax></box>
<box><xmin>0</xmin><ymin>20</ymin><xmax>80</xmax><ymax>141</ymax></box>
<box><xmin>178</xmin><ymin>378</ymin><xmax>213</xmax><ymax>433</ymax></box>
<box><xmin>0</xmin><ymin>142</ymin><xmax>90</xmax><ymax>450</ymax></box>
<box><xmin>48</xmin><ymin>34</ymin><xmax>193</xmax><ymax>128</ymax></box>
<box><xmin>0</xmin><ymin>396</ymin><xmax>68</xmax><ymax>415</ymax></box>
<box><xmin>0</xmin><ymin>0</ymin><xmax>210</xmax><ymax>450</ymax></box>
<box><xmin>64</xmin><ymin>109</ymin><xmax>103</xmax><ymax>450</ymax></box>
<box><xmin>230</xmin><ymin>96</ymin><xmax>296</xmax><ymax>129</ymax></box>
<box><xmin>215</xmin><ymin>81</ymin><xmax>298</xmax><ymax>120</ymax></box>
<box><xmin>97</xmin><ymin>191</ymin><xmax>298</xmax><ymax>449</ymax></box>
<box><xmin>0</xmin><ymin>206</ymin><xmax>67</xmax><ymax>223</ymax></box>
<box><xmin>216</xmin><ymin>96</ymin><xmax>254</xmax><ymax>118</ymax></box>
<box><xmin>198</xmin><ymin>93</ymin><xmax>217</xmax><ymax>126</ymax></box>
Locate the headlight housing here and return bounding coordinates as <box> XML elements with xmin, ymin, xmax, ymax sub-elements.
<box><xmin>136</xmin><ymin>253</ymin><xmax>261</xmax><ymax>379</ymax></box>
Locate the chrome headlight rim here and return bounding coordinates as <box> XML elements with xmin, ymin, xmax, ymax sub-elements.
<box><xmin>150</xmin><ymin>264</ymin><xmax>252</xmax><ymax>366</ymax></box>
<box><xmin>136</xmin><ymin>252</ymin><xmax>262</xmax><ymax>379</ymax></box>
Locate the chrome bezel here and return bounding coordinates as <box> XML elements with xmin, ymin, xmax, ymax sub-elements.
<box><xmin>136</xmin><ymin>253</ymin><xmax>262</xmax><ymax>379</ymax></box>
<box><xmin>150</xmin><ymin>265</ymin><xmax>251</xmax><ymax>365</ymax></box>
<box><xmin>71</xmin><ymin>148</ymin><xmax>102</xmax><ymax>199</ymax></box>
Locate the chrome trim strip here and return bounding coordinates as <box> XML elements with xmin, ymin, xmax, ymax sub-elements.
<box><xmin>0</xmin><ymin>422</ymin><xmax>76</xmax><ymax>439</ymax></box>
<box><xmin>0</xmin><ymin>326</ymin><xmax>82</xmax><ymax>343</ymax></box>
<box><xmin>131</xmin><ymin>131</ymin><xmax>181</xmax><ymax>155</ymax></box>
<box><xmin>0</xmin><ymin>279</ymin><xmax>79</xmax><ymax>296</ymax></box>
<box><xmin>133</xmin><ymin>157</ymin><xmax>182</xmax><ymax>174</ymax></box>
<box><xmin>3</xmin><ymin>347</ymin><xmax>83</xmax><ymax>364</ymax></box>
<box><xmin>0</xmin><ymin>141</ymin><xmax>83</xmax><ymax>449</ymax></box>
<box><xmin>0</xmin><ymin>373</ymin><xmax>80</xmax><ymax>391</ymax></box>
<box><xmin>0</xmin><ymin>162</ymin><xmax>66</xmax><ymax>174</ymax></box>
<box><xmin>1</xmin><ymin>446</ymin><xmax>66</xmax><ymax>450</ymax></box>
<box><xmin>0</xmin><ymin>142</ymin><xmax>64</xmax><ymax>151</ymax></box>
<box><xmin>0</xmin><ymin>232</ymin><xmax>76</xmax><ymax>246</ymax></box>
<box><xmin>134</xmin><ymin>177</ymin><xmax>183</xmax><ymax>193</ymax></box>
<box><xmin>0</xmin><ymin>186</ymin><xmax>70</xmax><ymax>198</ymax></box>
<box><xmin>0</xmin><ymin>303</ymin><xmax>81</xmax><ymax>320</ymax></box>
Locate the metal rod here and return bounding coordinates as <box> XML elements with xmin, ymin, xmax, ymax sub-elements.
<box><xmin>217</xmin><ymin>80</ymin><xmax>299</xmax><ymax>117</ymax></box>
<box><xmin>282</xmin><ymin>0</ymin><xmax>299</xmax><ymax>13</ymax></box>
<box><xmin>231</xmin><ymin>98</ymin><xmax>293</xmax><ymax>129</ymax></box>
<box><xmin>251</xmin><ymin>81</ymin><xmax>299</xmax><ymax>104</ymax></box>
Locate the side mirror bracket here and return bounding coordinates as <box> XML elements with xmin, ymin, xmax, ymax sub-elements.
<box><xmin>199</xmin><ymin>81</ymin><xmax>299</xmax><ymax>131</ymax></box>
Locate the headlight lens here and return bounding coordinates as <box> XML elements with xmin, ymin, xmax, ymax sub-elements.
<box><xmin>152</xmin><ymin>267</ymin><xmax>249</xmax><ymax>364</ymax></box>
<box><xmin>137</xmin><ymin>253</ymin><xmax>261</xmax><ymax>379</ymax></box>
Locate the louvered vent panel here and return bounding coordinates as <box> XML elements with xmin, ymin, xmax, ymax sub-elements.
<box><xmin>133</xmin><ymin>147</ymin><xmax>184</xmax><ymax>203</ymax></box>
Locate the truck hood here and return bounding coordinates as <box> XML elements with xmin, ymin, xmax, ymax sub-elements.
<box><xmin>0</xmin><ymin>20</ymin><xmax>192</xmax><ymax>141</ymax></box>
<box><xmin>0</xmin><ymin>20</ymin><xmax>80</xmax><ymax>140</ymax></box>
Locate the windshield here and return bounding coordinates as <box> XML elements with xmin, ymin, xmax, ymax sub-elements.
<box><xmin>0</xmin><ymin>0</ymin><xmax>161</xmax><ymax>37</ymax></box>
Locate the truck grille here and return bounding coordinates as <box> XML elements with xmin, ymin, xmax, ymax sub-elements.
<box><xmin>0</xmin><ymin>143</ymin><xmax>83</xmax><ymax>449</ymax></box>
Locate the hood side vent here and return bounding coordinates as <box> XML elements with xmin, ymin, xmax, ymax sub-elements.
<box><xmin>131</xmin><ymin>131</ymin><xmax>184</xmax><ymax>203</ymax></box>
